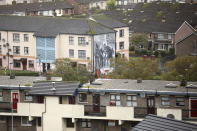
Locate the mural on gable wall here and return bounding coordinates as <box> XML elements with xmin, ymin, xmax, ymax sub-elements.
<box><xmin>94</xmin><ymin>33</ymin><xmax>115</xmax><ymax>74</ymax></box>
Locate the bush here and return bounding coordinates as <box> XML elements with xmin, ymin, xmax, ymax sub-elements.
<box><xmin>129</xmin><ymin>51</ymin><xmax>135</xmax><ymax>57</ymax></box>
<box><xmin>154</xmin><ymin>51</ymin><xmax>159</xmax><ymax>57</ymax></box>
<box><xmin>141</xmin><ymin>49</ymin><xmax>147</xmax><ymax>55</ymax></box>
<box><xmin>147</xmin><ymin>50</ymin><xmax>153</xmax><ymax>56</ymax></box>
<box><xmin>129</xmin><ymin>46</ymin><xmax>135</xmax><ymax>51</ymax></box>
<box><xmin>160</xmin><ymin>51</ymin><xmax>168</xmax><ymax>57</ymax></box>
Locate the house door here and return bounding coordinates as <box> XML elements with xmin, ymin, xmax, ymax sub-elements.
<box><xmin>42</xmin><ymin>63</ymin><xmax>46</xmax><ymax>72</ymax></box>
<box><xmin>12</xmin><ymin>92</ymin><xmax>19</xmax><ymax>110</ymax></box>
<box><xmin>147</xmin><ymin>96</ymin><xmax>155</xmax><ymax>114</ymax></box>
<box><xmin>22</xmin><ymin>61</ymin><xmax>27</xmax><ymax>70</ymax></box>
<box><xmin>93</xmin><ymin>94</ymin><xmax>100</xmax><ymax>112</ymax></box>
<box><xmin>190</xmin><ymin>99</ymin><xmax>197</xmax><ymax>117</ymax></box>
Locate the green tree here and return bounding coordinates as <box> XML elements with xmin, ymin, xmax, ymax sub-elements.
<box><xmin>52</xmin><ymin>58</ymin><xmax>90</xmax><ymax>84</ymax></box>
<box><xmin>131</xmin><ymin>34</ymin><xmax>148</xmax><ymax>49</ymax></box>
<box><xmin>106</xmin><ymin>0</ymin><xmax>116</xmax><ymax>10</ymax></box>
<box><xmin>162</xmin><ymin>56</ymin><xmax>197</xmax><ymax>81</ymax></box>
<box><xmin>109</xmin><ymin>56</ymin><xmax>160</xmax><ymax>80</ymax></box>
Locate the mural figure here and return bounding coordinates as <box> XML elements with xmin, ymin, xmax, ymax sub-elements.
<box><xmin>94</xmin><ymin>33</ymin><xmax>115</xmax><ymax>73</ymax></box>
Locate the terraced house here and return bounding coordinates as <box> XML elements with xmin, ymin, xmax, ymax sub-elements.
<box><xmin>0</xmin><ymin>15</ymin><xmax>129</xmax><ymax>73</ymax></box>
<box><xmin>0</xmin><ymin>79</ymin><xmax>197</xmax><ymax>131</ymax></box>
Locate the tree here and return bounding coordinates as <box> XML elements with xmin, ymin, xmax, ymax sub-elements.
<box><xmin>52</xmin><ymin>58</ymin><xmax>90</xmax><ymax>84</ymax></box>
<box><xmin>131</xmin><ymin>34</ymin><xmax>148</xmax><ymax>49</ymax></box>
<box><xmin>106</xmin><ymin>0</ymin><xmax>116</xmax><ymax>10</ymax></box>
<box><xmin>109</xmin><ymin>56</ymin><xmax>160</xmax><ymax>80</ymax></box>
<box><xmin>162</xmin><ymin>56</ymin><xmax>197</xmax><ymax>81</ymax></box>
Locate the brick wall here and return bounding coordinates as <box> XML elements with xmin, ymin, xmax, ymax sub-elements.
<box><xmin>176</xmin><ymin>34</ymin><xmax>197</xmax><ymax>57</ymax></box>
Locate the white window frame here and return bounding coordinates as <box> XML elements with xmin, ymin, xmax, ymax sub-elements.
<box><xmin>119</xmin><ymin>29</ymin><xmax>124</xmax><ymax>37</ymax></box>
<box><xmin>110</xmin><ymin>94</ymin><xmax>121</xmax><ymax>106</ymax></box>
<box><xmin>78</xmin><ymin>50</ymin><xmax>86</xmax><ymax>59</ymax></box>
<box><xmin>158</xmin><ymin>33</ymin><xmax>164</xmax><ymax>40</ymax></box>
<box><xmin>13</xmin><ymin>33</ymin><xmax>20</xmax><ymax>42</ymax></box>
<box><xmin>78</xmin><ymin>93</ymin><xmax>87</xmax><ymax>103</ymax></box>
<box><xmin>81</xmin><ymin>119</ymin><xmax>91</xmax><ymax>128</ymax></box>
<box><xmin>126</xmin><ymin>95</ymin><xmax>137</xmax><ymax>107</ymax></box>
<box><xmin>119</xmin><ymin>42</ymin><xmax>124</xmax><ymax>49</ymax></box>
<box><xmin>69</xmin><ymin>49</ymin><xmax>74</xmax><ymax>58</ymax></box>
<box><xmin>21</xmin><ymin>116</ymin><xmax>32</xmax><ymax>126</ymax></box>
<box><xmin>24</xmin><ymin>34</ymin><xmax>29</xmax><ymax>42</ymax></box>
<box><xmin>24</xmin><ymin>94</ymin><xmax>33</xmax><ymax>102</ymax></box>
<box><xmin>24</xmin><ymin>47</ymin><xmax>29</xmax><ymax>55</ymax></box>
<box><xmin>168</xmin><ymin>34</ymin><xmax>172</xmax><ymax>40</ymax></box>
<box><xmin>161</xmin><ymin>96</ymin><xmax>170</xmax><ymax>106</ymax></box>
<box><xmin>69</xmin><ymin>36</ymin><xmax>74</xmax><ymax>45</ymax></box>
<box><xmin>78</xmin><ymin>37</ymin><xmax>85</xmax><ymax>45</ymax></box>
<box><xmin>28</xmin><ymin>60</ymin><xmax>34</xmax><ymax>68</ymax></box>
<box><xmin>13</xmin><ymin>46</ymin><xmax>20</xmax><ymax>54</ymax></box>
<box><xmin>0</xmin><ymin>45</ymin><xmax>2</xmax><ymax>54</ymax></box>
<box><xmin>176</xmin><ymin>97</ymin><xmax>185</xmax><ymax>106</ymax></box>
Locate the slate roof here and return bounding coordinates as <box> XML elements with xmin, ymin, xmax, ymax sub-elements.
<box><xmin>103</xmin><ymin>3</ymin><xmax>197</xmax><ymax>33</ymax></box>
<box><xmin>79</xmin><ymin>79</ymin><xmax>197</xmax><ymax>96</ymax></box>
<box><xmin>92</xmin><ymin>15</ymin><xmax>128</xmax><ymax>28</ymax></box>
<box><xmin>0</xmin><ymin>15</ymin><xmax>115</xmax><ymax>37</ymax></box>
<box><xmin>29</xmin><ymin>81</ymin><xmax>80</xmax><ymax>96</ymax></box>
<box><xmin>0</xmin><ymin>1</ymin><xmax>73</xmax><ymax>14</ymax></box>
<box><xmin>132</xmin><ymin>114</ymin><xmax>197</xmax><ymax>131</ymax></box>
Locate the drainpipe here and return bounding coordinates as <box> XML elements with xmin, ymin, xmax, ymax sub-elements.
<box><xmin>42</xmin><ymin>97</ymin><xmax>46</xmax><ymax>131</ymax></box>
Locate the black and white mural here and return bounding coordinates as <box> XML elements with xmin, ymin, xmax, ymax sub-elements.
<box><xmin>94</xmin><ymin>33</ymin><xmax>115</xmax><ymax>73</ymax></box>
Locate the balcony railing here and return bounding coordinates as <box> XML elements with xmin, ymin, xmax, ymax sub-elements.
<box><xmin>182</xmin><ymin>109</ymin><xmax>197</xmax><ymax>120</ymax></box>
<box><xmin>134</xmin><ymin>107</ymin><xmax>157</xmax><ymax>118</ymax></box>
<box><xmin>84</xmin><ymin>105</ymin><xmax>106</xmax><ymax>117</ymax></box>
<box><xmin>0</xmin><ymin>102</ymin><xmax>12</xmax><ymax>112</ymax></box>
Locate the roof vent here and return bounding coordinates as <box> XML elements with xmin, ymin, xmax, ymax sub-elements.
<box><xmin>91</xmin><ymin>81</ymin><xmax>103</xmax><ymax>85</ymax></box>
<box><xmin>180</xmin><ymin>79</ymin><xmax>187</xmax><ymax>86</ymax></box>
<box><xmin>165</xmin><ymin>83</ymin><xmax>177</xmax><ymax>88</ymax></box>
<box><xmin>186</xmin><ymin>84</ymin><xmax>197</xmax><ymax>89</ymax></box>
<box><xmin>50</xmin><ymin>87</ymin><xmax>56</xmax><ymax>91</ymax></box>
<box><xmin>124</xmin><ymin>81</ymin><xmax>128</xmax><ymax>83</ymax></box>
<box><xmin>162</xmin><ymin>17</ymin><xmax>166</xmax><ymax>23</ymax></box>
<box><xmin>176</xmin><ymin>11</ymin><xmax>180</xmax><ymax>14</ymax></box>
<box><xmin>140</xmin><ymin>11</ymin><xmax>144</xmax><ymax>13</ymax></box>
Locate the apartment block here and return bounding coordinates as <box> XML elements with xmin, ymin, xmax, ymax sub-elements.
<box><xmin>0</xmin><ymin>79</ymin><xmax>197</xmax><ymax>131</ymax></box>
<box><xmin>0</xmin><ymin>15</ymin><xmax>129</xmax><ymax>73</ymax></box>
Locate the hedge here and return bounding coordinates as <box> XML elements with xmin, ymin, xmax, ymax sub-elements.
<box><xmin>0</xmin><ymin>70</ymin><xmax>39</xmax><ymax>76</ymax></box>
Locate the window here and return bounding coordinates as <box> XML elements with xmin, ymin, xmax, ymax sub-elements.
<box><xmin>66</xmin><ymin>118</ymin><xmax>74</xmax><ymax>128</ymax></box>
<box><xmin>81</xmin><ymin>119</ymin><xmax>91</xmax><ymax>128</ymax></box>
<box><xmin>69</xmin><ymin>36</ymin><xmax>74</xmax><ymax>45</ymax></box>
<box><xmin>25</xmin><ymin>94</ymin><xmax>33</xmax><ymax>101</ymax></box>
<box><xmin>78</xmin><ymin>37</ymin><xmax>85</xmax><ymax>45</ymax></box>
<box><xmin>158</xmin><ymin>33</ymin><xmax>164</xmax><ymax>40</ymax></box>
<box><xmin>127</xmin><ymin>95</ymin><xmax>137</xmax><ymax>107</ymax></box>
<box><xmin>78</xmin><ymin>50</ymin><xmax>86</xmax><ymax>59</ymax></box>
<box><xmin>161</xmin><ymin>96</ymin><xmax>170</xmax><ymax>106</ymax></box>
<box><xmin>168</xmin><ymin>34</ymin><xmax>172</xmax><ymax>40</ymax></box>
<box><xmin>37</xmin><ymin>117</ymin><xmax>41</xmax><ymax>127</ymax></box>
<box><xmin>13</xmin><ymin>60</ymin><xmax>21</xmax><ymax>68</ymax></box>
<box><xmin>28</xmin><ymin>60</ymin><xmax>34</xmax><ymax>68</ymax></box>
<box><xmin>119</xmin><ymin>42</ymin><xmax>124</xmax><ymax>49</ymax></box>
<box><xmin>79</xmin><ymin>93</ymin><xmax>87</xmax><ymax>103</ymax></box>
<box><xmin>69</xmin><ymin>49</ymin><xmax>74</xmax><ymax>58</ymax></box>
<box><xmin>0</xmin><ymin>32</ymin><xmax>1</xmax><ymax>41</ymax></box>
<box><xmin>176</xmin><ymin>97</ymin><xmax>184</xmax><ymax>106</ymax></box>
<box><xmin>13</xmin><ymin>33</ymin><xmax>20</xmax><ymax>42</ymax></box>
<box><xmin>24</xmin><ymin>34</ymin><xmax>29</xmax><ymax>42</ymax></box>
<box><xmin>0</xmin><ymin>45</ymin><xmax>2</xmax><ymax>54</ymax></box>
<box><xmin>21</xmin><ymin>116</ymin><xmax>32</xmax><ymax>126</ymax></box>
<box><xmin>24</xmin><ymin>47</ymin><xmax>29</xmax><ymax>55</ymax></box>
<box><xmin>13</xmin><ymin>46</ymin><xmax>20</xmax><ymax>54</ymax></box>
<box><xmin>0</xmin><ymin>59</ymin><xmax>2</xmax><ymax>67</ymax></box>
<box><xmin>0</xmin><ymin>91</ymin><xmax>3</xmax><ymax>101</ymax></box>
<box><xmin>110</xmin><ymin>94</ymin><xmax>121</xmax><ymax>106</ymax></box>
<box><xmin>37</xmin><ymin>96</ymin><xmax>44</xmax><ymax>103</ymax></box>
<box><xmin>119</xmin><ymin>29</ymin><xmax>124</xmax><ymax>37</ymax></box>
<box><xmin>59</xmin><ymin>96</ymin><xmax>62</xmax><ymax>104</ymax></box>
<box><xmin>108</xmin><ymin>120</ymin><xmax>116</xmax><ymax>127</ymax></box>
<box><xmin>0</xmin><ymin>116</ymin><xmax>6</xmax><ymax>123</ymax></box>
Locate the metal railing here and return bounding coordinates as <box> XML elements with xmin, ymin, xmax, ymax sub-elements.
<box><xmin>84</xmin><ymin>105</ymin><xmax>106</xmax><ymax>117</ymax></box>
<box><xmin>134</xmin><ymin>107</ymin><xmax>157</xmax><ymax>118</ymax></box>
